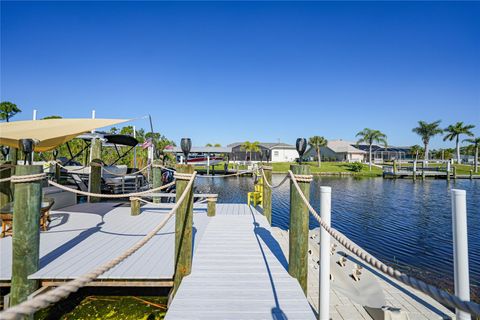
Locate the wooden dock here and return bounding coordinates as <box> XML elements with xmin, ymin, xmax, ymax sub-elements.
<box><xmin>166</xmin><ymin>204</ymin><xmax>315</xmax><ymax>319</ymax></box>
<box><xmin>0</xmin><ymin>202</ymin><xmax>458</xmax><ymax>319</ymax></box>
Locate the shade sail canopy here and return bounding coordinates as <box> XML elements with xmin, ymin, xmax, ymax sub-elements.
<box><xmin>0</xmin><ymin>118</ymin><xmax>129</xmax><ymax>152</ymax></box>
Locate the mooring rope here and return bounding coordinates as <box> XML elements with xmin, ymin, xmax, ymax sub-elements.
<box><xmin>288</xmin><ymin>170</ymin><xmax>480</xmax><ymax>316</ymax></box>
<box><xmin>196</xmin><ymin>170</ymin><xmax>253</xmax><ymax>178</ymax></box>
<box><xmin>260</xmin><ymin>168</ymin><xmax>289</xmax><ymax>189</ymax></box>
<box><xmin>0</xmin><ymin>172</ymin><xmax>197</xmax><ymax>320</ymax></box>
<box><xmin>47</xmin><ymin>180</ymin><xmax>175</xmax><ymax>198</ymax></box>
<box><xmin>0</xmin><ymin>173</ymin><xmax>47</xmax><ymax>183</ymax></box>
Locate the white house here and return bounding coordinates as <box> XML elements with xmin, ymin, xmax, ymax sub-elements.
<box><xmin>304</xmin><ymin>139</ymin><xmax>366</xmax><ymax>162</ymax></box>
<box><xmin>228</xmin><ymin>142</ymin><xmax>298</xmax><ymax>163</ymax></box>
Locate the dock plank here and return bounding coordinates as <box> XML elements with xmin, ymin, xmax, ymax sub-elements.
<box><xmin>166</xmin><ymin>205</ymin><xmax>316</xmax><ymax>319</ymax></box>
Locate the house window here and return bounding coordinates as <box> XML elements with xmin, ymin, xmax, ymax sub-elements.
<box><xmin>273</xmin><ymin>151</ymin><xmax>279</xmax><ymax>156</ymax></box>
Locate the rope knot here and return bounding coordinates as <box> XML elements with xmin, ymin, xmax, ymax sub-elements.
<box><xmin>293</xmin><ymin>174</ymin><xmax>313</xmax><ymax>183</ymax></box>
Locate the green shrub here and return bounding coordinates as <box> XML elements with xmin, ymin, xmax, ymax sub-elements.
<box><xmin>348</xmin><ymin>162</ymin><xmax>363</xmax><ymax>172</ymax></box>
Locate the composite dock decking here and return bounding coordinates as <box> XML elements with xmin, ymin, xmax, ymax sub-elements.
<box><xmin>0</xmin><ymin>202</ymin><xmax>211</xmax><ymax>284</ymax></box>
<box><xmin>165</xmin><ymin>204</ymin><xmax>316</xmax><ymax>320</ymax></box>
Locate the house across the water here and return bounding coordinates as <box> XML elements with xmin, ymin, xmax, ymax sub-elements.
<box><xmin>228</xmin><ymin>142</ymin><xmax>299</xmax><ymax>163</ymax></box>
<box><xmin>304</xmin><ymin>139</ymin><xmax>412</xmax><ymax>163</ymax></box>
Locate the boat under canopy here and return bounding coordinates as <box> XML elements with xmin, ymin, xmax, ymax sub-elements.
<box><xmin>0</xmin><ymin>118</ymin><xmax>129</xmax><ymax>152</ymax></box>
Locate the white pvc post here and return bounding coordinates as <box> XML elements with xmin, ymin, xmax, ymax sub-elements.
<box><xmin>319</xmin><ymin>186</ymin><xmax>331</xmax><ymax>320</ymax></box>
<box><xmin>451</xmin><ymin>189</ymin><xmax>470</xmax><ymax>320</ymax></box>
<box><xmin>32</xmin><ymin>109</ymin><xmax>37</xmax><ymax>120</ymax></box>
<box><xmin>91</xmin><ymin>109</ymin><xmax>96</xmax><ymax>133</ymax></box>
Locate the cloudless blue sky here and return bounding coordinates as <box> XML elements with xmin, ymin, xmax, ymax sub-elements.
<box><xmin>1</xmin><ymin>1</ymin><xmax>479</xmax><ymax>148</ymax></box>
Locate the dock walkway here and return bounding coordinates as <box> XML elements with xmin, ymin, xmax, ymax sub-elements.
<box><xmin>166</xmin><ymin>204</ymin><xmax>316</xmax><ymax>319</ymax></box>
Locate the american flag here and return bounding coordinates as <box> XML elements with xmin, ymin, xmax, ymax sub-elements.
<box><xmin>141</xmin><ymin>138</ymin><xmax>153</xmax><ymax>149</ymax></box>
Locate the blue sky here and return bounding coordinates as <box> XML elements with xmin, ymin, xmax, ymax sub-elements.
<box><xmin>1</xmin><ymin>1</ymin><xmax>479</xmax><ymax>148</ymax></box>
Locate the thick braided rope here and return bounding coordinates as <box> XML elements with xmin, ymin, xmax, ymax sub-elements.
<box><xmin>288</xmin><ymin>170</ymin><xmax>480</xmax><ymax>316</ymax></box>
<box><xmin>0</xmin><ymin>173</ymin><xmax>46</xmax><ymax>183</ymax></box>
<box><xmin>174</xmin><ymin>172</ymin><xmax>194</xmax><ymax>180</ymax></box>
<box><xmin>0</xmin><ymin>172</ymin><xmax>197</xmax><ymax>320</ymax></box>
<box><xmin>260</xmin><ymin>168</ymin><xmax>289</xmax><ymax>189</ymax></box>
<box><xmin>0</xmin><ymin>164</ymin><xmax>14</xmax><ymax>172</ymax></box>
<box><xmin>53</xmin><ymin>162</ymin><xmax>90</xmax><ymax>172</ymax></box>
<box><xmin>130</xmin><ymin>197</ymin><xmax>164</xmax><ymax>205</ymax></box>
<box><xmin>47</xmin><ymin>180</ymin><xmax>175</xmax><ymax>198</ymax></box>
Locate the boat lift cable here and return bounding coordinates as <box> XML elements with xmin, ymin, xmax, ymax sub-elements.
<box><xmin>287</xmin><ymin>170</ymin><xmax>480</xmax><ymax>317</ymax></box>
<box><xmin>0</xmin><ymin>172</ymin><xmax>197</xmax><ymax>320</ymax></box>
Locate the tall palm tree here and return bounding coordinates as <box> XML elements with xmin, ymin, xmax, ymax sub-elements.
<box><xmin>463</xmin><ymin>137</ymin><xmax>480</xmax><ymax>173</ymax></box>
<box><xmin>308</xmin><ymin>136</ymin><xmax>328</xmax><ymax>167</ymax></box>
<box><xmin>443</xmin><ymin>122</ymin><xmax>475</xmax><ymax>164</ymax></box>
<box><xmin>250</xmin><ymin>141</ymin><xmax>261</xmax><ymax>161</ymax></box>
<box><xmin>356</xmin><ymin>128</ymin><xmax>387</xmax><ymax>171</ymax></box>
<box><xmin>412</xmin><ymin>120</ymin><xmax>443</xmax><ymax>162</ymax></box>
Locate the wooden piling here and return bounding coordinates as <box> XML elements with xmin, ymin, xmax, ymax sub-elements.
<box><xmin>453</xmin><ymin>166</ymin><xmax>457</xmax><ymax>180</ymax></box>
<box><xmin>262</xmin><ymin>166</ymin><xmax>272</xmax><ymax>225</ymax></box>
<box><xmin>421</xmin><ymin>162</ymin><xmax>425</xmax><ymax>180</ymax></box>
<box><xmin>393</xmin><ymin>160</ymin><xmax>397</xmax><ymax>175</ymax></box>
<box><xmin>10</xmin><ymin>165</ymin><xmax>43</xmax><ymax>306</ymax></box>
<box><xmin>131</xmin><ymin>198</ymin><xmax>140</xmax><ymax>216</ymax></box>
<box><xmin>55</xmin><ymin>161</ymin><xmax>61</xmax><ymax>182</ymax></box>
<box><xmin>88</xmin><ymin>138</ymin><xmax>102</xmax><ymax>203</ymax></box>
<box><xmin>289</xmin><ymin>164</ymin><xmax>310</xmax><ymax>294</ymax></box>
<box><xmin>207</xmin><ymin>197</ymin><xmax>217</xmax><ymax>217</ymax></box>
<box><xmin>173</xmin><ymin>164</ymin><xmax>194</xmax><ymax>294</ymax></box>
<box><xmin>153</xmin><ymin>160</ymin><xmax>162</xmax><ymax>203</ymax></box>
<box><xmin>0</xmin><ymin>161</ymin><xmax>13</xmax><ymax>207</ymax></box>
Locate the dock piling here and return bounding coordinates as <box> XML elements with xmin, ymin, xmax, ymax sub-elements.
<box><xmin>153</xmin><ymin>160</ymin><xmax>162</xmax><ymax>203</ymax></box>
<box><xmin>451</xmin><ymin>189</ymin><xmax>471</xmax><ymax>320</ymax></box>
<box><xmin>0</xmin><ymin>161</ymin><xmax>12</xmax><ymax>207</ymax></box>
<box><xmin>10</xmin><ymin>165</ymin><xmax>43</xmax><ymax>307</ymax></box>
<box><xmin>130</xmin><ymin>197</ymin><xmax>140</xmax><ymax>216</ymax></box>
<box><xmin>319</xmin><ymin>186</ymin><xmax>331</xmax><ymax>320</ymax></box>
<box><xmin>262</xmin><ymin>166</ymin><xmax>272</xmax><ymax>225</ymax></box>
<box><xmin>88</xmin><ymin>138</ymin><xmax>102</xmax><ymax>203</ymax></box>
<box><xmin>453</xmin><ymin>166</ymin><xmax>457</xmax><ymax>180</ymax></box>
<box><xmin>174</xmin><ymin>164</ymin><xmax>194</xmax><ymax>294</ymax></box>
<box><xmin>289</xmin><ymin>164</ymin><xmax>310</xmax><ymax>294</ymax></box>
<box><xmin>207</xmin><ymin>197</ymin><xmax>217</xmax><ymax>217</ymax></box>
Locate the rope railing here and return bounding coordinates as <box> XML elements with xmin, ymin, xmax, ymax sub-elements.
<box><xmin>0</xmin><ymin>172</ymin><xmax>197</xmax><ymax>320</ymax></box>
<box><xmin>260</xmin><ymin>168</ymin><xmax>289</xmax><ymax>189</ymax></box>
<box><xmin>47</xmin><ymin>180</ymin><xmax>175</xmax><ymax>198</ymax></box>
<box><xmin>287</xmin><ymin>170</ymin><xmax>480</xmax><ymax>316</ymax></box>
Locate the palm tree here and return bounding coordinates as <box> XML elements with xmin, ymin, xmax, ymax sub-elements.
<box><xmin>308</xmin><ymin>136</ymin><xmax>328</xmax><ymax>167</ymax></box>
<box><xmin>412</xmin><ymin>120</ymin><xmax>443</xmax><ymax>162</ymax></box>
<box><xmin>0</xmin><ymin>101</ymin><xmax>21</xmax><ymax>122</ymax></box>
<box><xmin>443</xmin><ymin>122</ymin><xmax>475</xmax><ymax>164</ymax></box>
<box><xmin>410</xmin><ymin>145</ymin><xmax>423</xmax><ymax>161</ymax></box>
<box><xmin>463</xmin><ymin>137</ymin><xmax>480</xmax><ymax>173</ymax></box>
<box><xmin>241</xmin><ymin>141</ymin><xmax>261</xmax><ymax>162</ymax></box>
<box><xmin>356</xmin><ymin>128</ymin><xmax>387</xmax><ymax>171</ymax></box>
<box><xmin>205</xmin><ymin>143</ymin><xmax>213</xmax><ymax>147</ymax></box>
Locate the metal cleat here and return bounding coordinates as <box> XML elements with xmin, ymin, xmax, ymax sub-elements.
<box><xmin>351</xmin><ymin>264</ymin><xmax>363</xmax><ymax>281</ymax></box>
<box><xmin>337</xmin><ymin>256</ymin><xmax>347</xmax><ymax>267</ymax></box>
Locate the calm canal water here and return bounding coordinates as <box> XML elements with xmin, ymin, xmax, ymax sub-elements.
<box><xmin>195</xmin><ymin>175</ymin><xmax>480</xmax><ymax>300</ymax></box>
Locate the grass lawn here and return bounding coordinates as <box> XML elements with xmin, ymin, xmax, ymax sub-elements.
<box><xmin>270</xmin><ymin>162</ymin><xmax>383</xmax><ymax>177</ymax></box>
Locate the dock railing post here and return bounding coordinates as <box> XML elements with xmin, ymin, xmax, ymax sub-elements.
<box><xmin>262</xmin><ymin>166</ymin><xmax>272</xmax><ymax>225</ymax></box>
<box><xmin>10</xmin><ymin>165</ymin><xmax>42</xmax><ymax>307</ymax></box>
<box><xmin>289</xmin><ymin>164</ymin><xmax>311</xmax><ymax>294</ymax></box>
<box><xmin>174</xmin><ymin>164</ymin><xmax>194</xmax><ymax>294</ymax></box>
<box><xmin>207</xmin><ymin>196</ymin><xmax>217</xmax><ymax>217</ymax></box>
<box><xmin>319</xmin><ymin>186</ymin><xmax>331</xmax><ymax>320</ymax></box>
<box><xmin>153</xmin><ymin>160</ymin><xmax>162</xmax><ymax>203</ymax></box>
<box><xmin>130</xmin><ymin>197</ymin><xmax>140</xmax><ymax>216</ymax></box>
<box><xmin>413</xmin><ymin>160</ymin><xmax>417</xmax><ymax>181</ymax></box>
<box><xmin>447</xmin><ymin>161</ymin><xmax>451</xmax><ymax>181</ymax></box>
<box><xmin>451</xmin><ymin>189</ymin><xmax>471</xmax><ymax>320</ymax></box>
<box><xmin>88</xmin><ymin>138</ymin><xmax>102</xmax><ymax>203</ymax></box>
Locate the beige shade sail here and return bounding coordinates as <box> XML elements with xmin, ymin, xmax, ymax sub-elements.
<box><xmin>0</xmin><ymin>118</ymin><xmax>130</xmax><ymax>152</ymax></box>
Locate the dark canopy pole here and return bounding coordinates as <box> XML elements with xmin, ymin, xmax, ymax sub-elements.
<box><xmin>88</xmin><ymin>138</ymin><xmax>102</xmax><ymax>203</ymax></box>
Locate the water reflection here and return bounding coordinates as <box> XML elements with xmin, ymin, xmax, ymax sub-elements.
<box><xmin>195</xmin><ymin>175</ymin><xmax>480</xmax><ymax>299</ymax></box>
